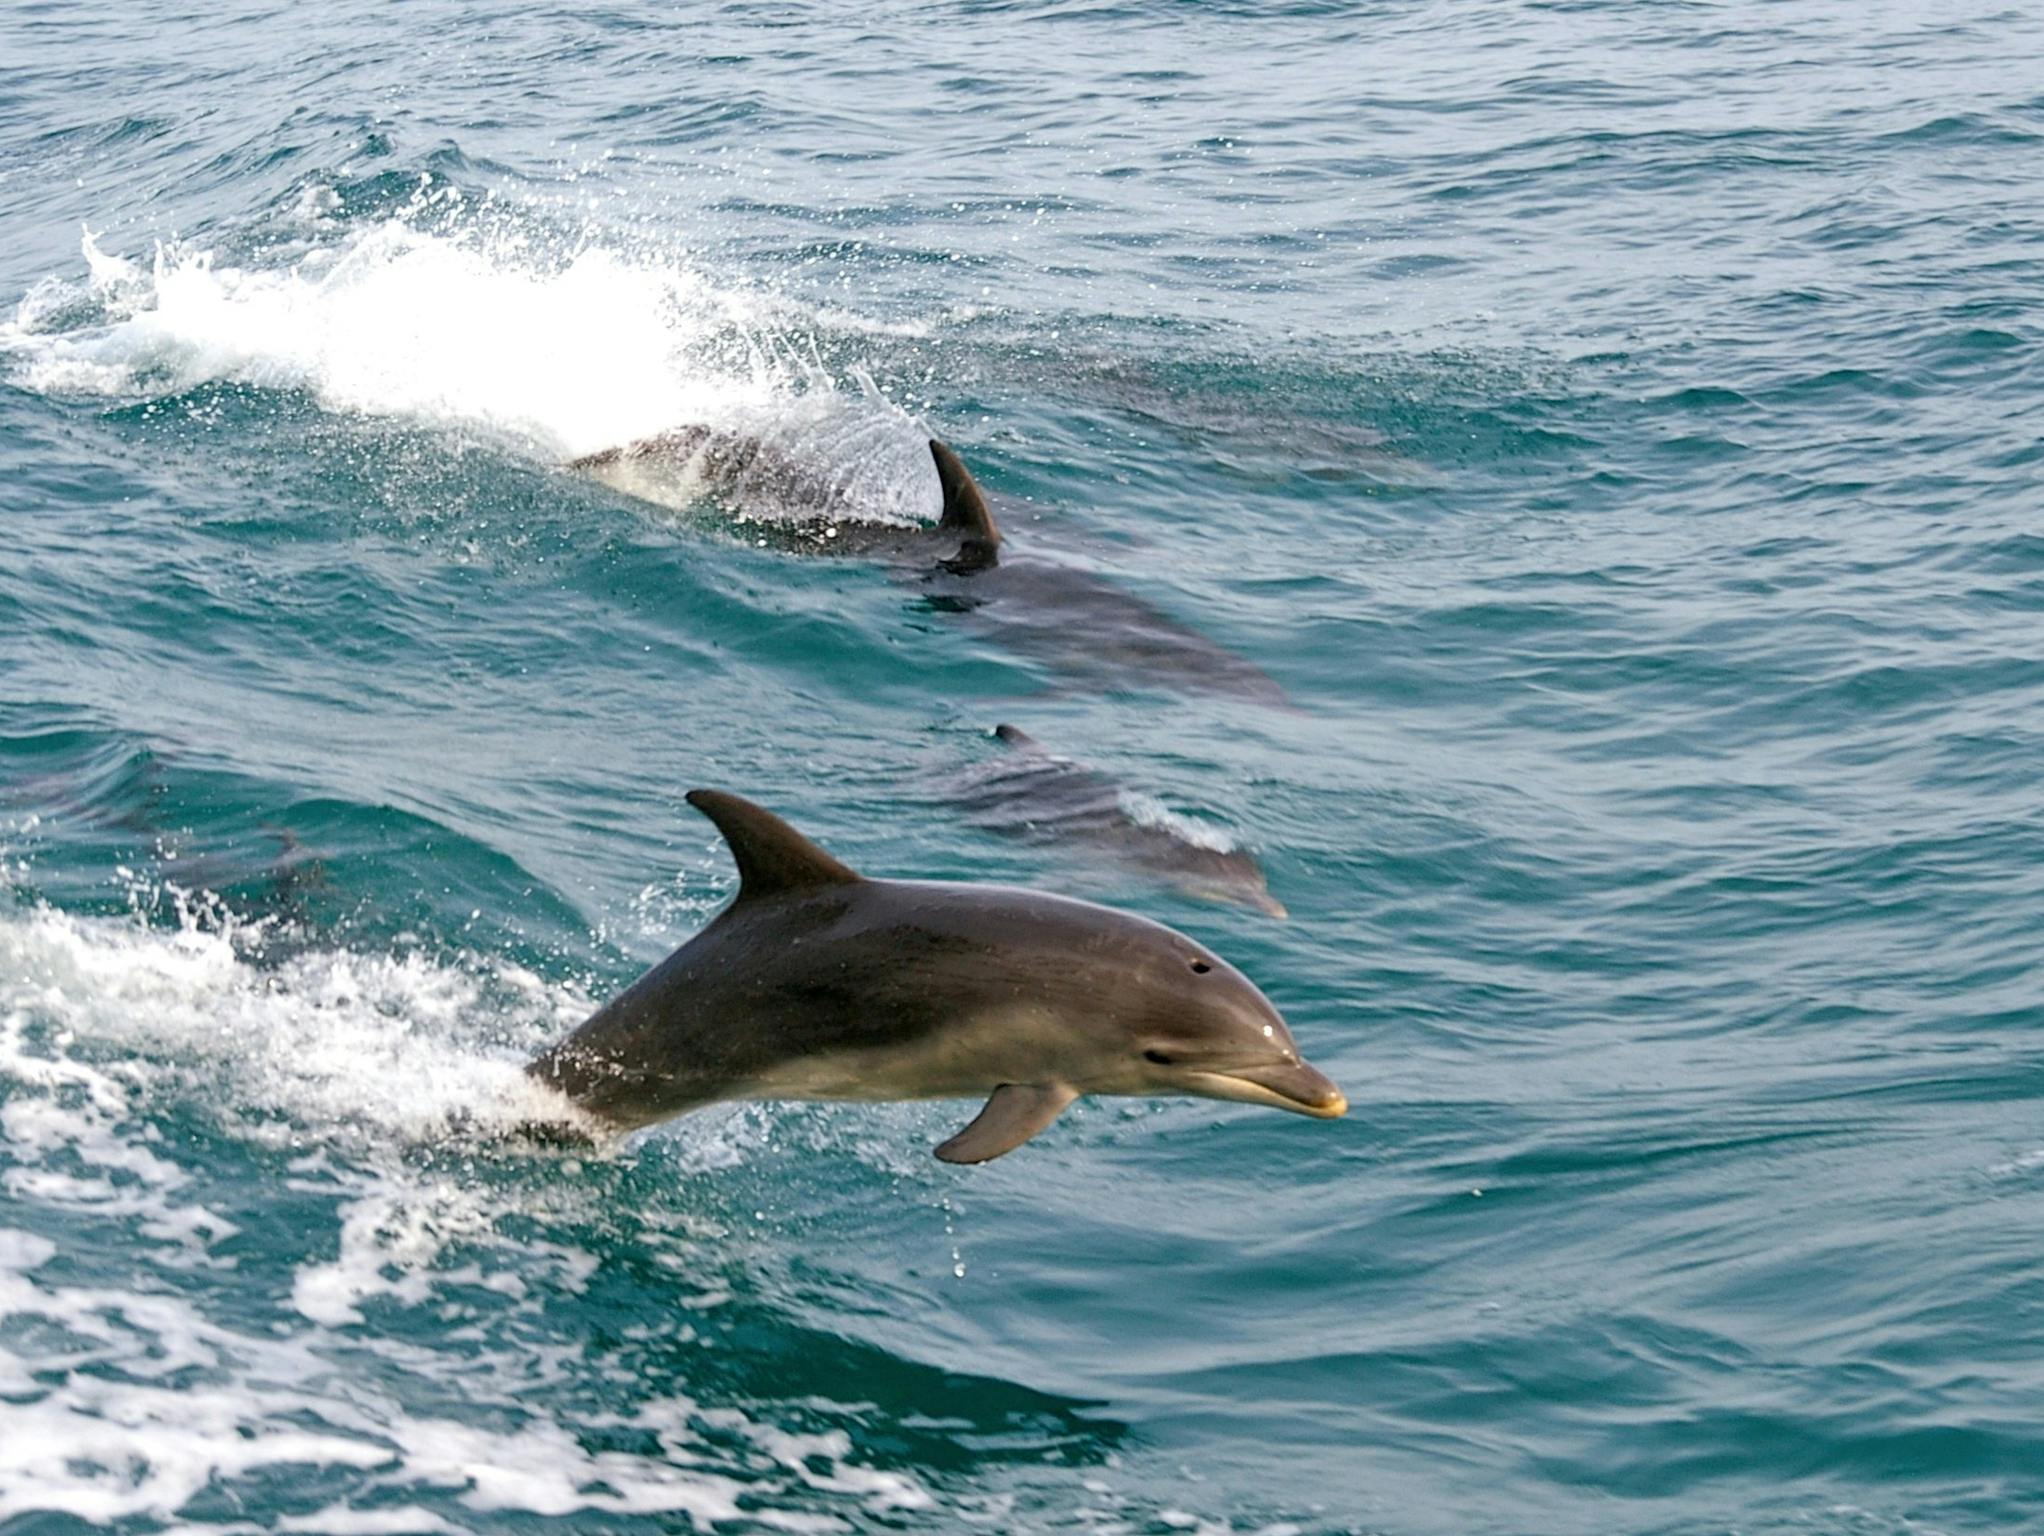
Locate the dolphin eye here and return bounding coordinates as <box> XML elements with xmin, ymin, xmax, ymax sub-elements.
<box><xmin>1188</xmin><ymin>959</ymin><xmax>1212</xmax><ymax>974</ymax></box>
<box><xmin>1143</xmin><ymin>1049</ymin><xmax>1176</xmax><ymax>1065</ymax></box>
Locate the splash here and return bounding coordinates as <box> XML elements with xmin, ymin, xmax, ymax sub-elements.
<box><xmin>0</xmin><ymin>1207</ymin><xmax>927</xmax><ymax>1529</ymax></box>
<box><xmin>0</xmin><ymin>892</ymin><xmax>611</xmax><ymax>1162</ymax></box>
<box><xmin>0</xmin><ymin>897</ymin><xmax>935</xmax><ymax>1527</ymax></box>
<box><xmin>1115</xmin><ymin>789</ymin><xmax>1242</xmax><ymax>853</ymax></box>
<box><xmin>2</xmin><ymin>222</ymin><xmax>929</xmax><ymax>497</ymax></box>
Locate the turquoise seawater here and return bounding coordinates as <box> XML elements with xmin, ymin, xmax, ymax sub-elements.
<box><xmin>4</xmin><ymin>3</ymin><xmax>2043</xmax><ymax>1532</ymax></box>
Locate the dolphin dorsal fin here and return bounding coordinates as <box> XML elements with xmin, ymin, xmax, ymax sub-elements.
<box><xmin>930</xmin><ymin>439</ymin><xmax>1001</xmax><ymax>570</ymax></box>
<box><xmin>685</xmin><ymin>790</ymin><xmax>861</xmax><ymax>900</ymax></box>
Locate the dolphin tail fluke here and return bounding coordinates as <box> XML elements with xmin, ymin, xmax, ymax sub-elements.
<box><xmin>930</xmin><ymin>439</ymin><xmax>1001</xmax><ymax>571</ymax></box>
<box><xmin>934</xmin><ymin>1082</ymin><xmax>1077</xmax><ymax>1163</ymax></box>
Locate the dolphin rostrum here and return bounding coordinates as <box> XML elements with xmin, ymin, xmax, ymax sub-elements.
<box><xmin>569</xmin><ymin>432</ymin><xmax>1287</xmax><ymax>703</ymax></box>
<box><xmin>525</xmin><ymin>790</ymin><xmax>1344</xmax><ymax>1162</ymax></box>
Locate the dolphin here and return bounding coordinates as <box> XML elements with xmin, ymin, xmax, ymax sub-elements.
<box><xmin>568</xmin><ymin>432</ymin><xmax>1287</xmax><ymax>704</ymax></box>
<box><xmin>569</xmin><ymin>428</ymin><xmax>994</xmax><ymax>567</ymax></box>
<box><xmin>525</xmin><ymin>789</ymin><xmax>1344</xmax><ymax>1162</ymax></box>
<box><xmin>947</xmin><ymin>724</ymin><xmax>1287</xmax><ymax>918</ymax></box>
<box><xmin>3</xmin><ymin>745</ymin><xmax>328</xmax><ymax>918</ymax></box>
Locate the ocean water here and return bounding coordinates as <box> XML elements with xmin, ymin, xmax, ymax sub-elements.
<box><xmin>3</xmin><ymin>2</ymin><xmax>2043</xmax><ymax>1531</ymax></box>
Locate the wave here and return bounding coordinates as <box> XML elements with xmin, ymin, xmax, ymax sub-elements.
<box><xmin>2</xmin><ymin>217</ymin><xmax>938</xmax><ymax>525</ymax></box>
<box><xmin>0</xmin><ymin>897</ymin><xmax>581</xmax><ymax>1150</ymax></box>
<box><xmin>0</xmin><ymin>890</ymin><xmax>1151</xmax><ymax>1530</ymax></box>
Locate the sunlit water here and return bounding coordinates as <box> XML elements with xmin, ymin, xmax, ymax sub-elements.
<box><xmin>4</xmin><ymin>3</ymin><xmax>2043</xmax><ymax>1532</ymax></box>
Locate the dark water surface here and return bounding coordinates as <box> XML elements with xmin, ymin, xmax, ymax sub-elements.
<box><xmin>3</xmin><ymin>3</ymin><xmax>2043</xmax><ymax>1532</ymax></box>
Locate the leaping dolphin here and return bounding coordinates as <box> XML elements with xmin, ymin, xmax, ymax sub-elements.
<box><xmin>525</xmin><ymin>790</ymin><xmax>1343</xmax><ymax>1162</ymax></box>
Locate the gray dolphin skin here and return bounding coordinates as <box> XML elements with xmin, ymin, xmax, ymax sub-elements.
<box><xmin>569</xmin><ymin>430</ymin><xmax>997</xmax><ymax>568</ymax></box>
<box><xmin>569</xmin><ymin>432</ymin><xmax>1287</xmax><ymax>703</ymax></box>
<box><xmin>951</xmin><ymin>724</ymin><xmax>1288</xmax><ymax>918</ymax></box>
<box><xmin>525</xmin><ymin>789</ymin><xmax>1344</xmax><ymax>1162</ymax></box>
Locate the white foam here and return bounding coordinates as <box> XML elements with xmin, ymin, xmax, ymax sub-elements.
<box><xmin>0</xmin><ymin>1246</ymin><xmax>912</xmax><ymax>1528</ymax></box>
<box><xmin>2</xmin><ymin>222</ymin><xmax>930</xmax><ymax>498</ymax></box>
<box><xmin>0</xmin><ymin>899</ymin><xmax>936</xmax><ymax>1528</ymax></box>
<box><xmin>0</xmin><ymin>897</ymin><xmax>628</xmax><ymax>1326</ymax></box>
<box><xmin>1988</xmin><ymin>1148</ymin><xmax>2044</xmax><ymax>1177</ymax></box>
<box><xmin>0</xmin><ymin>814</ymin><xmax>37</xmax><ymax>890</ymax></box>
<box><xmin>2</xmin><ymin>225</ymin><xmax>745</xmax><ymax>456</ymax></box>
<box><xmin>1115</xmin><ymin>789</ymin><xmax>1242</xmax><ymax>853</ymax></box>
<box><xmin>0</xmin><ymin>900</ymin><xmax>583</xmax><ymax>1149</ymax></box>
<box><xmin>279</xmin><ymin>1513</ymin><xmax>459</xmax><ymax>1535</ymax></box>
<box><xmin>0</xmin><ymin>1227</ymin><xmax>58</xmax><ymax>1284</ymax></box>
<box><xmin>690</xmin><ymin>1408</ymin><xmax>933</xmax><ymax>1513</ymax></box>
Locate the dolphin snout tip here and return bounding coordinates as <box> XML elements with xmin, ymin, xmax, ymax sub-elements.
<box><xmin>1203</xmin><ymin>1061</ymin><xmax>1347</xmax><ymax>1119</ymax></box>
<box><xmin>1276</xmin><ymin>1064</ymin><xmax>1345</xmax><ymax>1118</ymax></box>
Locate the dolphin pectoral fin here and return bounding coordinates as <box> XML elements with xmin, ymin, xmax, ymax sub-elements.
<box><xmin>934</xmin><ymin>1083</ymin><xmax>1078</xmax><ymax>1164</ymax></box>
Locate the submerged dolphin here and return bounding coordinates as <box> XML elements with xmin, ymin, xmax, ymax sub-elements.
<box><xmin>526</xmin><ymin>790</ymin><xmax>1344</xmax><ymax>1162</ymax></box>
<box><xmin>949</xmin><ymin>724</ymin><xmax>1287</xmax><ymax>918</ymax></box>
<box><xmin>570</xmin><ymin>432</ymin><xmax>1287</xmax><ymax>704</ymax></box>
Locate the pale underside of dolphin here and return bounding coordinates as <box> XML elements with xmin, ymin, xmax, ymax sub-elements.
<box><xmin>568</xmin><ymin>431</ymin><xmax>1289</xmax><ymax>705</ymax></box>
<box><xmin>525</xmin><ymin>790</ymin><xmax>1344</xmax><ymax>1162</ymax></box>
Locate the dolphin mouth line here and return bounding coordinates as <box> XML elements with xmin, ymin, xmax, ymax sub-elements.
<box><xmin>1186</xmin><ymin>1063</ymin><xmax>1348</xmax><ymax>1119</ymax></box>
